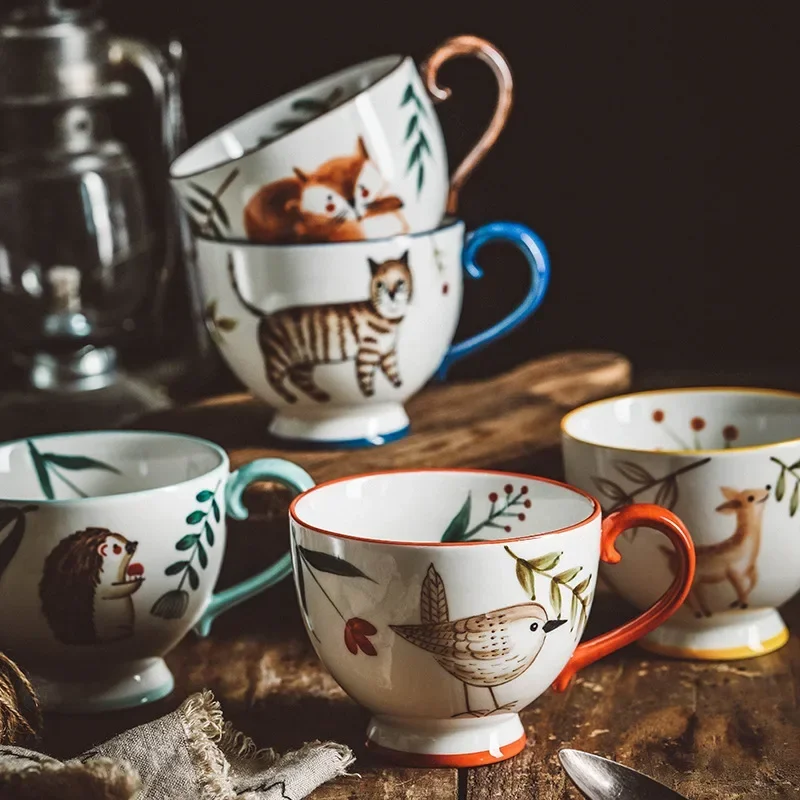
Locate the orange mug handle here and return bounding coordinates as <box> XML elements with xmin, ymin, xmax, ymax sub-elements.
<box><xmin>551</xmin><ymin>503</ymin><xmax>696</xmax><ymax>692</ymax></box>
<box><xmin>420</xmin><ymin>35</ymin><xmax>514</xmax><ymax>215</ymax></box>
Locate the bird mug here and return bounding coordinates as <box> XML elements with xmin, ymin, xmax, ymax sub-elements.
<box><xmin>288</xmin><ymin>467</ymin><xmax>696</xmax><ymax>767</ymax></box>
<box><xmin>0</xmin><ymin>431</ymin><xmax>314</xmax><ymax>713</ymax></box>
<box><xmin>562</xmin><ymin>387</ymin><xmax>800</xmax><ymax>661</ymax></box>
<box><xmin>170</xmin><ymin>35</ymin><xmax>512</xmax><ymax>243</ymax></box>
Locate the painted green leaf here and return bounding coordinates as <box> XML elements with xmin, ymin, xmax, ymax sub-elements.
<box><xmin>205</xmin><ymin>300</ymin><xmax>217</xmax><ymax>319</ymax></box>
<box><xmin>188</xmin><ymin>185</ymin><xmax>231</xmax><ymax>229</ymax></box>
<box><xmin>298</xmin><ymin>546</ymin><xmax>376</xmax><ymax>582</ymax></box>
<box><xmin>406</xmin><ymin>141</ymin><xmax>422</xmax><ymax>171</ymax></box>
<box><xmin>188</xmin><ymin>181</ymin><xmax>215</xmax><ymax>202</ymax></box>
<box><xmin>176</xmin><ymin>534</ymin><xmax>198</xmax><ymax>550</ymax></box>
<box><xmin>515</xmin><ymin>559</ymin><xmax>535</xmax><ymax>599</ymax></box>
<box><xmin>591</xmin><ymin>477</ymin><xmax>627</xmax><ymax>503</ymax></box>
<box><xmin>554</xmin><ymin>566</ymin><xmax>582</xmax><ymax>584</ymax></box>
<box><xmin>187</xmin><ymin>565</ymin><xmax>200</xmax><ymax>591</ymax></box>
<box><xmin>207</xmin><ymin>217</ymin><xmax>224</xmax><ymax>241</ymax></box>
<box><xmin>570</xmin><ymin>593</ymin><xmax>579</xmax><ymax>631</ymax></box>
<box><xmin>204</xmin><ymin>521</ymin><xmax>215</xmax><ymax>546</ymax></box>
<box><xmin>574</xmin><ymin>577</ymin><xmax>591</xmax><ymax>595</ymax></box>
<box><xmin>0</xmin><ymin>513</ymin><xmax>26</xmax><ymax>584</ymax></box>
<box><xmin>417</xmin><ymin>164</ymin><xmax>425</xmax><ymax>193</ymax></box>
<box><xmin>297</xmin><ymin>558</ymin><xmax>309</xmax><ymax>618</ymax></box>
<box><xmin>791</xmin><ymin>481</ymin><xmax>799</xmax><ymax>517</ymax></box>
<box><xmin>165</xmin><ymin>561</ymin><xmax>189</xmax><ymax>575</ymax></box>
<box><xmin>776</xmin><ymin>467</ymin><xmax>786</xmax><ymax>501</ymax></box>
<box><xmin>27</xmin><ymin>441</ymin><xmax>54</xmax><ymax>500</ymax></box>
<box><xmin>150</xmin><ymin>589</ymin><xmax>189</xmax><ymax>620</ymax></box>
<box><xmin>188</xmin><ymin>198</ymin><xmax>207</xmax><ymax>216</ymax></box>
<box><xmin>400</xmin><ymin>83</ymin><xmax>415</xmax><ymax>106</ymax></box>
<box><xmin>291</xmin><ymin>96</ymin><xmax>328</xmax><ymax>113</ymax></box>
<box><xmin>405</xmin><ymin>114</ymin><xmax>419</xmax><ymax>141</ymax></box>
<box><xmin>529</xmin><ymin>551</ymin><xmax>562</xmax><ymax>571</ymax></box>
<box><xmin>217</xmin><ymin>317</ymin><xmax>238</xmax><ymax>332</ymax></box>
<box><xmin>197</xmin><ymin>541</ymin><xmax>208</xmax><ymax>569</ymax></box>
<box><xmin>43</xmin><ymin>453</ymin><xmax>121</xmax><ymax>474</ymax></box>
<box><xmin>418</xmin><ymin>131</ymin><xmax>431</xmax><ymax>155</ymax></box>
<box><xmin>414</xmin><ymin>92</ymin><xmax>428</xmax><ymax>116</ymax></box>
<box><xmin>654</xmin><ymin>476</ymin><xmax>679</xmax><ymax>510</ymax></box>
<box><xmin>196</xmin><ymin>490</ymin><xmax>214</xmax><ymax>502</ymax></box>
<box><xmin>212</xmin><ymin>499</ymin><xmax>221</xmax><ymax>523</ymax></box>
<box><xmin>186</xmin><ymin>510</ymin><xmax>206</xmax><ymax>525</ymax></box>
<box><xmin>550</xmin><ymin>580</ymin><xmax>562</xmax><ymax>617</ymax></box>
<box><xmin>790</xmin><ymin>459</ymin><xmax>800</xmax><ymax>470</ymax></box>
<box><xmin>441</xmin><ymin>493</ymin><xmax>471</xmax><ymax>542</ymax></box>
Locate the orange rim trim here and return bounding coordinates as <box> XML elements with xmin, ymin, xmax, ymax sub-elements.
<box><xmin>366</xmin><ymin>732</ymin><xmax>527</xmax><ymax>767</ymax></box>
<box><xmin>289</xmin><ymin>468</ymin><xmax>601</xmax><ymax>547</ymax></box>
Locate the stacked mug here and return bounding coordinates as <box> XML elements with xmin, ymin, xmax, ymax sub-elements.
<box><xmin>170</xmin><ymin>35</ymin><xmax>551</xmax><ymax>447</ymax></box>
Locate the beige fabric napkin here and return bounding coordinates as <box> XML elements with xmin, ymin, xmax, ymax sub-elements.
<box><xmin>0</xmin><ymin>690</ymin><xmax>355</xmax><ymax>800</ymax></box>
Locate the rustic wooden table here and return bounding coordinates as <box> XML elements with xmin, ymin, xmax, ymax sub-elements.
<box><xmin>38</xmin><ymin>352</ymin><xmax>800</xmax><ymax>799</ymax></box>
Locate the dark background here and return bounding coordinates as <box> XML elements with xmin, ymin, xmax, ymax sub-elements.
<box><xmin>38</xmin><ymin>3</ymin><xmax>800</xmax><ymax>383</ymax></box>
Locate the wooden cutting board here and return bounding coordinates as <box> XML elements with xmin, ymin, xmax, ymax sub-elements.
<box><xmin>131</xmin><ymin>350</ymin><xmax>631</xmax><ymax>496</ymax></box>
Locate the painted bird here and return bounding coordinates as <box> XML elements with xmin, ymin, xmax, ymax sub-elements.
<box><xmin>390</xmin><ymin>564</ymin><xmax>566</xmax><ymax>715</ymax></box>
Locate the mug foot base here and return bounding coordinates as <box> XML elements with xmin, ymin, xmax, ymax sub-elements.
<box><xmin>32</xmin><ymin>657</ymin><xmax>175</xmax><ymax>713</ymax></box>
<box><xmin>269</xmin><ymin>403</ymin><xmax>410</xmax><ymax>448</ymax></box>
<box><xmin>366</xmin><ymin>712</ymin><xmax>526</xmax><ymax>767</ymax></box>
<box><xmin>638</xmin><ymin>609</ymin><xmax>789</xmax><ymax>661</ymax></box>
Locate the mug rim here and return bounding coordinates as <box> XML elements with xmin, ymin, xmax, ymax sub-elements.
<box><xmin>193</xmin><ymin>216</ymin><xmax>464</xmax><ymax>251</ymax></box>
<box><xmin>289</xmin><ymin>468</ymin><xmax>601</xmax><ymax>546</ymax></box>
<box><xmin>561</xmin><ymin>385</ymin><xmax>800</xmax><ymax>456</ymax></box>
<box><xmin>170</xmin><ymin>53</ymin><xmax>408</xmax><ymax>180</ymax></box>
<box><xmin>0</xmin><ymin>429</ymin><xmax>230</xmax><ymax>506</ymax></box>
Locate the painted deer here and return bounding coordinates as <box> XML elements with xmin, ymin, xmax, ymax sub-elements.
<box><xmin>662</xmin><ymin>485</ymin><xmax>770</xmax><ymax>618</ymax></box>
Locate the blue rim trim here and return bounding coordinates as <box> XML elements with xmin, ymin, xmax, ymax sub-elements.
<box><xmin>195</xmin><ymin>218</ymin><xmax>464</xmax><ymax>250</ymax></box>
<box><xmin>268</xmin><ymin>424</ymin><xmax>410</xmax><ymax>450</ymax></box>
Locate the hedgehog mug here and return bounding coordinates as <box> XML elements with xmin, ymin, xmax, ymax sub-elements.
<box><xmin>0</xmin><ymin>431</ymin><xmax>313</xmax><ymax>713</ymax></box>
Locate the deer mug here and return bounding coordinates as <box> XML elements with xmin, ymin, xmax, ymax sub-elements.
<box><xmin>561</xmin><ymin>387</ymin><xmax>800</xmax><ymax>660</ymax></box>
<box><xmin>0</xmin><ymin>431</ymin><xmax>313</xmax><ymax>712</ymax></box>
<box><xmin>170</xmin><ymin>35</ymin><xmax>512</xmax><ymax>243</ymax></box>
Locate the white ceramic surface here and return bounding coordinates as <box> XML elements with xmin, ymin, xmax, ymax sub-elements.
<box><xmin>0</xmin><ymin>432</ymin><xmax>312</xmax><ymax>712</ymax></box>
<box><xmin>562</xmin><ymin>388</ymin><xmax>800</xmax><ymax>660</ymax></box>
<box><xmin>194</xmin><ymin>219</ymin><xmax>550</xmax><ymax>446</ymax></box>
<box><xmin>287</xmin><ymin>469</ymin><xmax>694</xmax><ymax>765</ymax></box>
<box><xmin>171</xmin><ymin>55</ymin><xmax>447</xmax><ymax>242</ymax></box>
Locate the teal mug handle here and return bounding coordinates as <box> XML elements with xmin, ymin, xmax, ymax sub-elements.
<box><xmin>194</xmin><ymin>458</ymin><xmax>315</xmax><ymax>637</ymax></box>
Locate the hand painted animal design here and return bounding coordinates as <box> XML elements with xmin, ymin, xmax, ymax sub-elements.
<box><xmin>390</xmin><ymin>564</ymin><xmax>566</xmax><ymax>717</ymax></box>
<box><xmin>661</xmin><ymin>485</ymin><xmax>769</xmax><ymax>618</ymax></box>
<box><xmin>228</xmin><ymin>252</ymin><xmax>412</xmax><ymax>403</ymax></box>
<box><xmin>40</xmin><ymin>528</ymin><xmax>145</xmax><ymax>645</ymax></box>
<box><xmin>243</xmin><ymin>137</ymin><xmax>409</xmax><ymax>243</ymax></box>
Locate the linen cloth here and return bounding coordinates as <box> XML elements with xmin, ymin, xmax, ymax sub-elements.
<box><xmin>0</xmin><ymin>690</ymin><xmax>355</xmax><ymax>800</ymax></box>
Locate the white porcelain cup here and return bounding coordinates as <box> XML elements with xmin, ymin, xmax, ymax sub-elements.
<box><xmin>170</xmin><ymin>36</ymin><xmax>512</xmax><ymax>243</ymax></box>
<box><xmin>0</xmin><ymin>431</ymin><xmax>313</xmax><ymax>712</ymax></box>
<box><xmin>561</xmin><ymin>387</ymin><xmax>800</xmax><ymax>660</ymax></box>
<box><xmin>288</xmin><ymin>468</ymin><xmax>694</xmax><ymax>766</ymax></box>
<box><xmin>195</xmin><ymin>219</ymin><xmax>550</xmax><ymax>446</ymax></box>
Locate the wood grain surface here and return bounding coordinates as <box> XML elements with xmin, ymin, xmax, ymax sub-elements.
<box><xmin>36</xmin><ymin>351</ymin><xmax>800</xmax><ymax>798</ymax></box>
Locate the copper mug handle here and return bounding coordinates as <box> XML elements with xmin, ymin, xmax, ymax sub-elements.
<box><xmin>420</xmin><ymin>35</ymin><xmax>514</xmax><ymax>214</ymax></box>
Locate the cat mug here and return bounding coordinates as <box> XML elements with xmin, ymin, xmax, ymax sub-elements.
<box><xmin>170</xmin><ymin>35</ymin><xmax>513</xmax><ymax>243</ymax></box>
<box><xmin>195</xmin><ymin>218</ymin><xmax>550</xmax><ymax>447</ymax></box>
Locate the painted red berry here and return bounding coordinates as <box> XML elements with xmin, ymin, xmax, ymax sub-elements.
<box><xmin>504</xmin><ymin>525</ymin><xmax>512</xmax><ymax>533</ymax></box>
<box><xmin>691</xmin><ymin>416</ymin><xmax>706</xmax><ymax>431</ymax></box>
<box><xmin>504</xmin><ymin>484</ymin><xmax>513</xmax><ymax>495</ymax></box>
<box><xmin>723</xmin><ymin>424</ymin><xmax>739</xmax><ymax>441</ymax></box>
<box><xmin>442</xmin><ymin>282</ymin><xmax>449</xmax><ymax>295</ymax></box>
<box><xmin>518</xmin><ymin>513</ymin><xmax>526</xmax><ymax>521</ymax></box>
<box><xmin>524</xmin><ymin>499</ymin><xmax>532</xmax><ymax>508</ymax></box>
<box><xmin>489</xmin><ymin>492</ymin><xmax>498</xmax><ymax>503</ymax></box>
<box><xmin>652</xmin><ymin>409</ymin><xmax>665</xmax><ymax>422</ymax></box>
<box><xmin>521</xmin><ymin>486</ymin><xmax>529</xmax><ymax>495</ymax></box>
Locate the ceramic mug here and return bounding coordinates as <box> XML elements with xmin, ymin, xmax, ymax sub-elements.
<box><xmin>195</xmin><ymin>218</ymin><xmax>550</xmax><ymax>447</ymax></box>
<box><xmin>561</xmin><ymin>387</ymin><xmax>800</xmax><ymax>660</ymax></box>
<box><xmin>170</xmin><ymin>35</ymin><xmax>512</xmax><ymax>243</ymax></box>
<box><xmin>288</xmin><ymin>468</ymin><xmax>695</xmax><ymax>766</ymax></box>
<box><xmin>0</xmin><ymin>431</ymin><xmax>314</xmax><ymax>712</ymax></box>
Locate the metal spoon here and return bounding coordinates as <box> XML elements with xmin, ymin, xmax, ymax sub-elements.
<box><xmin>559</xmin><ymin>749</ymin><xmax>689</xmax><ymax>799</ymax></box>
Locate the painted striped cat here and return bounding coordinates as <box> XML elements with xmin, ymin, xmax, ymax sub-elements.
<box><xmin>227</xmin><ymin>253</ymin><xmax>412</xmax><ymax>403</ymax></box>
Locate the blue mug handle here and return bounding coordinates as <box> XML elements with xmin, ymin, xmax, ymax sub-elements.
<box><xmin>434</xmin><ymin>221</ymin><xmax>551</xmax><ymax>380</ymax></box>
<box><xmin>194</xmin><ymin>458</ymin><xmax>315</xmax><ymax>637</ymax></box>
